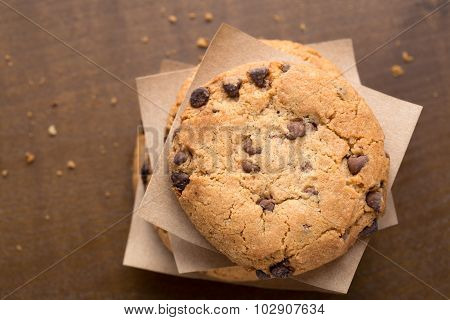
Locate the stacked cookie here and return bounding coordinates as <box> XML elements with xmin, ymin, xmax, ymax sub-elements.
<box><xmin>134</xmin><ymin>39</ymin><xmax>389</xmax><ymax>281</ymax></box>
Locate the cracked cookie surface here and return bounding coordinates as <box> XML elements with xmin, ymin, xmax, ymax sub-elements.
<box><xmin>168</xmin><ymin>61</ymin><xmax>389</xmax><ymax>277</ymax></box>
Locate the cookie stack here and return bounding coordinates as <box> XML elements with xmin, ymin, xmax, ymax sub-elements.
<box><xmin>133</xmin><ymin>38</ymin><xmax>390</xmax><ymax>283</ymax></box>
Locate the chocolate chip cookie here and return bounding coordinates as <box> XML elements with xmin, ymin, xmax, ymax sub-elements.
<box><xmin>168</xmin><ymin>61</ymin><xmax>389</xmax><ymax>278</ymax></box>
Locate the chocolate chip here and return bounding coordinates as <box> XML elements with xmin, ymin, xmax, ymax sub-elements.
<box><xmin>171</xmin><ymin>172</ymin><xmax>190</xmax><ymax>192</ymax></box>
<box><xmin>222</xmin><ymin>77</ymin><xmax>242</xmax><ymax>98</ymax></box>
<box><xmin>190</xmin><ymin>87</ymin><xmax>210</xmax><ymax>108</ymax></box>
<box><xmin>269</xmin><ymin>259</ymin><xmax>295</xmax><ymax>278</ymax></box>
<box><xmin>359</xmin><ymin>219</ymin><xmax>378</xmax><ymax>238</ymax></box>
<box><xmin>140</xmin><ymin>158</ymin><xmax>151</xmax><ymax>186</ymax></box>
<box><xmin>173</xmin><ymin>151</ymin><xmax>188</xmax><ymax>165</ymax></box>
<box><xmin>280</xmin><ymin>64</ymin><xmax>290</xmax><ymax>72</ymax></box>
<box><xmin>248</xmin><ymin>67</ymin><xmax>269</xmax><ymax>88</ymax></box>
<box><xmin>347</xmin><ymin>155</ymin><xmax>369</xmax><ymax>175</ymax></box>
<box><xmin>242</xmin><ymin>137</ymin><xmax>262</xmax><ymax>155</ymax></box>
<box><xmin>255</xmin><ymin>269</ymin><xmax>271</xmax><ymax>280</ymax></box>
<box><xmin>304</xmin><ymin>187</ymin><xmax>318</xmax><ymax>195</ymax></box>
<box><xmin>301</xmin><ymin>161</ymin><xmax>312</xmax><ymax>172</ymax></box>
<box><xmin>286</xmin><ymin>120</ymin><xmax>305</xmax><ymax>140</ymax></box>
<box><xmin>258</xmin><ymin>198</ymin><xmax>275</xmax><ymax>212</ymax></box>
<box><xmin>242</xmin><ymin>160</ymin><xmax>260</xmax><ymax>173</ymax></box>
<box><xmin>366</xmin><ymin>191</ymin><xmax>383</xmax><ymax>212</ymax></box>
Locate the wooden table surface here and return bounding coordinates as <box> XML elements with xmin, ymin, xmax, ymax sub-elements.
<box><xmin>1</xmin><ymin>0</ymin><xmax>449</xmax><ymax>299</ymax></box>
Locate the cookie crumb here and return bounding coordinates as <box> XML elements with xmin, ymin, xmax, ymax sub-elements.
<box><xmin>1</xmin><ymin>169</ymin><xmax>8</xmax><ymax>177</ymax></box>
<box><xmin>432</xmin><ymin>91</ymin><xmax>439</xmax><ymax>98</ymax></box>
<box><xmin>196</xmin><ymin>37</ymin><xmax>209</xmax><ymax>48</ymax></box>
<box><xmin>4</xmin><ymin>54</ymin><xmax>11</xmax><ymax>61</ymax></box>
<box><xmin>104</xmin><ymin>191</ymin><xmax>111</xmax><ymax>198</ymax></box>
<box><xmin>204</xmin><ymin>12</ymin><xmax>214</xmax><ymax>22</ymax></box>
<box><xmin>25</xmin><ymin>152</ymin><xmax>35</xmax><ymax>164</ymax></box>
<box><xmin>26</xmin><ymin>111</ymin><xmax>33</xmax><ymax>118</ymax></box>
<box><xmin>390</xmin><ymin>64</ymin><xmax>404</xmax><ymax>77</ymax></box>
<box><xmin>48</xmin><ymin>124</ymin><xmax>58</xmax><ymax>136</ymax></box>
<box><xmin>140</xmin><ymin>35</ymin><xmax>149</xmax><ymax>44</ymax></box>
<box><xmin>402</xmin><ymin>51</ymin><xmax>414</xmax><ymax>63</ymax></box>
<box><xmin>273</xmin><ymin>14</ymin><xmax>282</xmax><ymax>22</ymax></box>
<box><xmin>15</xmin><ymin>244</ymin><xmax>23</xmax><ymax>251</ymax></box>
<box><xmin>188</xmin><ymin>12</ymin><xmax>196</xmax><ymax>20</ymax></box>
<box><xmin>110</xmin><ymin>96</ymin><xmax>118</xmax><ymax>106</ymax></box>
<box><xmin>168</xmin><ymin>15</ymin><xmax>177</xmax><ymax>24</ymax></box>
<box><xmin>56</xmin><ymin>170</ymin><xmax>63</xmax><ymax>177</ymax></box>
<box><xmin>299</xmin><ymin>23</ymin><xmax>306</xmax><ymax>31</ymax></box>
<box><xmin>44</xmin><ymin>214</ymin><xmax>51</xmax><ymax>220</ymax></box>
<box><xmin>67</xmin><ymin>160</ymin><xmax>76</xmax><ymax>169</ymax></box>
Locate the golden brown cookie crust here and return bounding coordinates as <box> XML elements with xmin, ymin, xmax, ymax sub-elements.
<box><xmin>169</xmin><ymin>61</ymin><xmax>389</xmax><ymax>278</ymax></box>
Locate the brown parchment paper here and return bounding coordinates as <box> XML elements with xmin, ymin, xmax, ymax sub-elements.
<box><xmin>127</xmin><ymin>28</ymin><xmax>420</xmax><ymax>292</ymax></box>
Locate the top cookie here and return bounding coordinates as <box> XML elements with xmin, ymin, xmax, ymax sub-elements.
<box><xmin>168</xmin><ymin>61</ymin><xmax>389</xmax><ymax>278</ymax></box>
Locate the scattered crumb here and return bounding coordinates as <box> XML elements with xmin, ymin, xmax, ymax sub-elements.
<box><xmin>204</xmin><ymin>12</ymin><xmax>214</xmax><ymax>22</ymax></box>
<box><xmin>196</xmin><ymin>37</ymin><xmax>209</xmax><ymax>48</ymax></box>
<box><xmin>67</xmin><ymin>160</ymin><xmax>76</xmax><ymax>169</ymax></box>
<box><xmin>140</xmin><ymin>35</ymin><xmax>149</xmax><ymax>44</ymax></box>
<box><xmin>25</xmin><ymin>152</ymin><xmax>35</xmax><ymax>164</ymax></box>
<box><xmin>168</xmin><ymin>15</ymin><xmax>177</xmax><ymax>24</ymax></box>
<box><xmin>4</xmin><ymin>54</ymin><xmax>11</xmax><ymax>61</ymax></box>
<box><xmin>273</xmin><ymin>14</ymin><xmax>282</xmax><ymax>22</ymax></box>
<box><xmin>160</xmin><ymin>7</ymin><xmax>167</xmax><ymax>15</ymax></box>
<box><xmin>44</xmin><ymin>214</ymin><xmax>51</xmax><ymax>220</ymax></box>
<box><xmin>1</xmin><ymin>169</ymin><xmax>8</xmax><ymax>177</ymax></box>
<box><xmin>299</xmin><ymin>23</ymin><xmax>306</xmax><ymax>31</ymax></box>
<box><xmin>402</xmin><ymin>51</ymin><xmax>414</xmax><ymax>63</ymax></box>
<box><xmin>48</xmin><ymin>124</ymin><xmax>58</xmax><ymax>136</ymax></box>
<box><xmin>390</xmin><ymin>64</ymin><xmax>404</xmax><ymax>77</ymax></box>
<box><xmin>432</xmin><ymin>91</ymin><xmax>439</xmax><ymax>98</ymax></box>
<box><xmin>188</xmin><ymin>12</ymin><xmax>196</xmax><ymax>20</ymax></box>
<box><xmin>51</xmin><ymin>101</ymin><xmax>58</xmax><ymax>108</ymax></box>
<box><xmin>113</xmin><ymin>142</ymin><xmax>119</xmax><ymax>148</ymax></box>
<box><xmin>7</xmin><ymin>61</ymin><xmax>13</xmax><ymax>67</ymax></box>
<box><xmin>38</xmin><ymin>76</ymin><xmax>46</xmax><ymax>85</ymax></box>
<box><xmin>15</xmin><ymin>244</ymin><xmax>23</xmax><ymax>251</ymax></box>
<box><xmin>110</xmin><ymin>96</ymin><xmax>118</xmax><ymax>106</ymax></box>
<box><xmin>56</xmin><ymin>170</ymin><xmax>63</xmax><ymax>177</ymax></box>
<box><xmin>104</xmin><ymin>191</ymin><xmax>111</xmax><ymax>198</ymax></box>
<box><xmin>26</xmin><ymin>111</ymin><xmax>33</xmax><ymax>118</ymax></box>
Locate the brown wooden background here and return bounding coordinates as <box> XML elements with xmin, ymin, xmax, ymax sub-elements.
<box><xmin>1</xmin><ymin>0</ymin><xmax>449</xmax><ymax>299</ymax></box>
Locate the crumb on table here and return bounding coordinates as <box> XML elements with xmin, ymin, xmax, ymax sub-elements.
<box><xmin>25</xmin><ymin>152</ymin><xmax>35</xmax><ymax>164</ymax></box>
<box><xmin>299</xmin><ymin>23</ymin><xmax>306</xmax><ymax>31</ymax></box>
<box><xmin>204</xmin><ymin>12</ymin><xmax>214</xmax><ymax>22</ymax></box>
<box><xmin>110</xmin><ymin>96</ymin><xmax>118</xmax><ymax>106</ymax></box>
<box><xmin>168</xmin><ymin>15</ymin><xmax>177</xmax><ymax>24</ymax></box>
<box><xmin>67</xmin><ymin>160</ymin><xmax>76</xmax><ymax>169</ymax></box>
<box><xmin>402</xmin><ymin>51</ymin><xmax>414</xmax><ymax>63</ymax></box>
<box><xmin>140</xmin><ymin>35</ymin><xmax>149</xmax><ymax>44</ymax></box>
<box><xmin>188</xmin><ymin>12</ymin><xmax>196</xmax><ymax>20</ymax></box>
<box><xmin>48</xmin><ymin>125</ymin><xmax>58</xmax><ymax>136</ymax></box>
<box><xmin>56</xmin><ymin>170</ymin><xmax>63</xmax><ymax>177</ymax></box>
<box><xmin>196</xmin><ymin>37</ymin><xmax>209</xmax><ymax>48</ymax></box>
<box><xmin>390</xmin><ymin>64</ymin><xmax>404</xmax><ymax>77</ymax></box>
<box><xmin>1</xmin><ymin>169</ymin><xmax>8</xmax><ymax>177</ymax></box>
